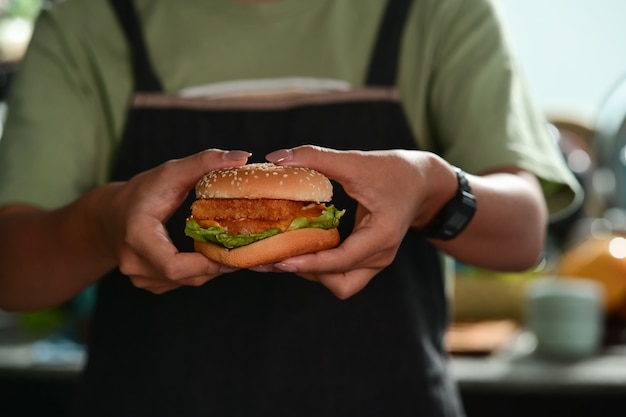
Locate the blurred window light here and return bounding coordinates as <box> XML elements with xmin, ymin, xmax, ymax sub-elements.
<box><xmin>608</xmin><ymin>236</ymin><xmax>626</xmax><ymax>259</ymax></box>
<box><xmin>567</xmin><ymin>148</ymin><xmax>592</xmax><ymax>174</ymax></box>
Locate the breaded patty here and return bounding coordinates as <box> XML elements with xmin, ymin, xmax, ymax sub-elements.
<box><xmin>191</xmin><ymin>198</ymin><xmax>305</xmax><ymax>221</ymax></box>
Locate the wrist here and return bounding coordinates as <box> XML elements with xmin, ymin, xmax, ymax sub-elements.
<box><xmin>411</xmin><ymin>156</ymin><xmax>458</xmax><ymax>230</ymax></box>
<box><xmin>81</xmin><ymin>182</ymin><xmax>126</xmax><ymax>266</ymax></box>
<box><xmin>423</xmin><ymin>166</ymin><xmax>477</xmax><ymax>240</ymax></box>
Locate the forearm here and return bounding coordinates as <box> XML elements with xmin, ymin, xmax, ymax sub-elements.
<box><xmin>432</xmin><ymin>170</ymin><xmax>548</xmax><ymax>271</ymax></box>
<box><xmin>0</xmin><ymin>185</ymin><xmax>119</xmax><ymax>311</ymax></box>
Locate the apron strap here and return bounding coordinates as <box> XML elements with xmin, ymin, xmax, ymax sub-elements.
<box><xmin>109</xmin><ymin>0</ymin><xmax>163</xmax><ymax>92</ymax></box>
<box><xmin>365</xmin><ymin>0</ymin><xmax>414</xmax><ymax>87</ymax></box>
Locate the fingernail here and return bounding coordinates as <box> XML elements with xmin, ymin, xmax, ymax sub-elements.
<box><xmin>224</xmin><ymin>150</ymin><xmax>252</xmax><ymax>161</ymax></box>
<box><xmin>266</xmin><ymin>149</ymin><xmax>293</xmax><ymax>164</ymax></box>
<box><xmin>249</xmin><ymin>265</ymin><xmax>273</xmax><ymax>272</ymax></box>
<box><xmin>274</xmin><ymin>263</ymin><xmax>298</xmax><ymax>273</ymax></box>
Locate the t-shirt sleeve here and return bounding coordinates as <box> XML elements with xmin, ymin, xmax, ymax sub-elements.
<box><xmin>425</xmin><ymin>0</ymin><xmax>583</xmax><ymax>221</ymax></box>
<box><xmin>0</xmin><ymin>7</ymin><xmax>115</xmax><ymax>210</ymax></box>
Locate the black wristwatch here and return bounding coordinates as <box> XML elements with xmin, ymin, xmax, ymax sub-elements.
<box><xmin>425</xmin><ymin>166</ymin><xmax>477</xmax><ymax>240</ymax></box>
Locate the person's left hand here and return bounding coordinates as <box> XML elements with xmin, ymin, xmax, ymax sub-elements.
<box><xmin>257</xmin><ymin>145</ymin><xmax>457</xmax><ymax>299</ymax></box>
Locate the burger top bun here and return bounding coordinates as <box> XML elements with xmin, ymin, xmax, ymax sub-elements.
<box><xmin>195</xmin><ymin>163</ymin><xmax>333</xmax><ymax>202</ymax></box>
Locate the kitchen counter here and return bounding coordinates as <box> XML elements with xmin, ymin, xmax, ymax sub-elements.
<box><xmin>455</xmin><ymin>352</ymin><xmax>626</xmax><ymax>391</ymax></box>
<box><xmin>452</xmin><ymin>332</ymin><xmax>626</xmax><ymax>393</ymax></box>
<box><xmin>454</xmin><ymin>351</ymin><xmax>626</xmax><ymax>416</ymax></box>
<box><xmin>451</xmin><ymin>331</ymin><xmax>626</xmax><ymax>417</ymax></box>
<box><xmin>0</xmin><ymin>336</ymin><xmax>85</xmax><ymax>380</ymax></box>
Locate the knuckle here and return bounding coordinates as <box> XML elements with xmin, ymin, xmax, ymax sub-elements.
<box><xmin>362</xmin><ymin>247</ymin><xmax>396</xmax><ymax>271</ymax></box>
<box><xmin>130</xmin><ymin>277</ymin><xmax>174</xmax><ymax>295</ymax></box>
<box><xmin>152</xmin><ymin>159</ymin><xmax>179</xmax><ymax>183</ymax></box>
<box><xmin>160</xmin><ymin>158</ymin><xmax>179</xmax><ymax>173</ymax></box>
<box><xmin>377</xmin><ymin>251</ymin><xmax>397</xmax><ymax>268</ymax></box>
<box><xmin>181</xmin><ymin>276</ymin><xmax>210</xmax><ymax>287</ymax></box>
<box><xmin>151</xmin><ymin>286</ymin><xmax>173</xmax><ymax>295</ymax></box>
<box><xmin>161</xmin><ymin>261</ymin><xmax>185</xmax><ymax>281</ymax></box>
<box><xmin>332</xmin><ymin>287</ymin><xmax>357</xmax><ymax>300</ymax></box>
<box><xmin>328</xmin><ymin>280</ymin><xmax>360</xmax><ymax>300</ymax></box>
<box><xmin>381</xmin><ymin>225</ymin><xmax>404</xmax><ymax>247</ymax></box>
<box><xmin>128</xmin><ymin>276</ymin><xmax>151</xmax><ymax>290</ymax></box>
<box><xmin>332</xmin><ymin>289</ymin><xmax>354</xmax><ymax>300</ymax></box>
<box><xmin>118</xmin><ymin>256</ymin><xmax>137</xmax><ymax>278</ymax></box>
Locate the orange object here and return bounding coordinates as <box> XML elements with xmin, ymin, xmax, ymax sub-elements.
<box><xmin>558</xmin><ymin>236</ymin><xmax>626</xmax><ymax>316</ymax></box>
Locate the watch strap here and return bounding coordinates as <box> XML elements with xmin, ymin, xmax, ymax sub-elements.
<box><xmin>425</xmin><ymin>167</ymin><xmax>477</xmax><ymax>240</ymax></box>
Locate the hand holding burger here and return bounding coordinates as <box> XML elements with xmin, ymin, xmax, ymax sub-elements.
<box><xmin>185</xmin><ymin>163</ymin><xmax>345</xmax><ymax>268</ymax></box>
<box><xmin>107</xmin><ymin>149</ymin><xmax>252</xmax><ymax>294</ymax></box>
<box><xmin>261</xmin><ymin>145</ymin><xmax>458</xmax><ymax>299</ymax></box>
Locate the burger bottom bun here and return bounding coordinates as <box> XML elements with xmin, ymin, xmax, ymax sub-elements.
<box><xmin>193</xmin><ymin>228</ymin><xmax>340</xmax><ymax>269</ymax></box>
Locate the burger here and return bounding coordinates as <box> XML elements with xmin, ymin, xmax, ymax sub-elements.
<box><xmin>184</xmin><ymin>163</ymin><xmax>345</xmax><ymax>268</ymax></box>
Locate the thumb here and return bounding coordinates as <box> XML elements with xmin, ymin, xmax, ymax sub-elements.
<box><xmin>266</xmin><ymin>145</ymin><xmax>363</xmax><ymax>183</ymax></box>
<box><xmin>174</xmin><ymin>149</ymin><xmax>251</xmax><ymax>190</ymax></box>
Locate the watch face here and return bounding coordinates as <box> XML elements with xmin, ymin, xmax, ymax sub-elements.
<box><xmin>448</xmin><ymin>212</ymin><xmax>470</xmax><ymax>230</ymax></box>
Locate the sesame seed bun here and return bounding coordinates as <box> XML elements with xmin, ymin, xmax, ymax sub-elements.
<box><xmin>195</xmin><ymin>163</ymin><xmax>333</xmax><ymax>202</ymax></box>
<box><xmin>193</xmin><ymin>227</ymin><xmax>340</xmax><ymax>268</ymax></box>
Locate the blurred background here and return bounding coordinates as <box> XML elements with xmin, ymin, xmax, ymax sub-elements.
<box><xmin>450</xmin><ymin>1</ymin><xmax>626</xmax><ymax>416</ymax></box>
<box><xmin>2</xmin><ymin>0</ymin><xmax>626</xmax><ymax>416</ymax></box>
<box><xmin>500</xmin><ymin>0</ymin><xmax>626</xmax><ymax>124</ymax></box>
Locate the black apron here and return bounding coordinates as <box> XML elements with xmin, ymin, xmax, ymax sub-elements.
<box><xmin>74</xmin><ymin>1</ymin><xmax>465</xmax><ymax>416</ymax></box>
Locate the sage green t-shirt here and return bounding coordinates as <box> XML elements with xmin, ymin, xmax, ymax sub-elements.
<box><xmin>0</xmin><ymin>0</ymin><xmax>582</xmax><ymax>219</ymax></box>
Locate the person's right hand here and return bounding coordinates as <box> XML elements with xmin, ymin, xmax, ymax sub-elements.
<box><xmin>103</xmin><ymin>149</ymin><xmax>250</xmax><ymax>294</ymax></box>
<box><xmin>0</xmin><ymin>149</ymin><xmax>251</xmax><ymax>310</ymax></box>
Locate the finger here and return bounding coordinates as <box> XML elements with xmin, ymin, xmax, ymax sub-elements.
<box><xmin>175</xmin><ymin>274</ymin><xmax>217</xmax><ymax>287</ymax></box>
<box><xmin>249</xmin><ymin>265</ymin><xmax>276</xmax><ymax>273</ymax></box>
<box><xmin>266</xmin><ymin>145</ymin><xmax>367</xmax><ymax>184</ymax></box>
<box><xmin>315</xmin><ymin>268</ymin><xmax>378</xmax><ymax>299</ymax></box>
<box><xmin>291</xmin><ymin>267</ymin><xmax>379</xmax><ymax>299</ymax></box>
<box><xmin>129</xmin><ymin>275</ymin><xmax>181</xmax><ymax>294</ymax></box>
<box><xmin>153</xmin><ymin>249</ymin><xmax>241</xmax><ymax>283</ymax></box>
<box><xmin>170</xmin><ymin>149</ymin><xmax>251</xmax><ymax>190</ymax></box>
<box><xmin>160</xmin><ymin>255</ymin><xmax>238</xmax><ymax>288</ymax></box>
<box><xmin>126</xmin><ymin>252</ymin><xmax>230</xmax><ymax>292</ymax></box>
<box><xmin>275</xmin><ymin>227</ymin><xmax>397</xmax><ymax>276</ymax></box>
<box><xmin>175</xmin><ymin>262</ymin><xmax>239</xmax><ymax>286</ymax></box>
<box><xmin>127</xmin><ymin>225</ymin><xmax>226</xmax><ymax>281</ymax></box>
<box><xmin>135</xmin><ymin>149</ymin><xmax>252</xmax><ymax>221</ymax></box>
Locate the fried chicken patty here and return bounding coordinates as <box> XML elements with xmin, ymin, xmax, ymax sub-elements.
<box><xmin>191</xmin><ymin>198</ymin><xmax>305</xmax><ymax>221</ymax></box>
<box><xmin>190</xmin><ymin>198</ymin><xmax>325</xmax><ymax>235</ymax></box>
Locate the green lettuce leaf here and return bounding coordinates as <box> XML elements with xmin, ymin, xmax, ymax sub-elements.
<box><xmin>185</xmin><ymin>205</ymin><xmax>345</xmax><ymax>249</ymax></box>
